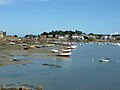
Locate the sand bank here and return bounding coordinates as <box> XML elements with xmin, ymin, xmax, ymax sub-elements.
<box><xmin>0</xmin><ymin>43</ymin><xmax>55</xmax><ymax>66</ymax></box>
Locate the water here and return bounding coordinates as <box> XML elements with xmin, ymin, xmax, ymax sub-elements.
<box><xmin>0</xmin><ymin>44</ymin><xmax>120</xmax><ymax>90</ymax></box>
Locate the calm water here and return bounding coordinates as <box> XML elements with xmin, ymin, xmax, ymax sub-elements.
<box><xmin>0</xmin><ymin>44</ymin><xmax>120</xmax><ymax>90</ymax></box>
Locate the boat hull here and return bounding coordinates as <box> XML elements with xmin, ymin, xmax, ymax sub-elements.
<box><xmin>57</xmin><ymin>52</ymin><xmax>71</xmax><ymax>57</ymax></box>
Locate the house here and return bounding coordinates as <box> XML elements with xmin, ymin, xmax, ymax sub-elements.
<box><xmin>112</xmin><ymin>34</ymin><xmax>120</xmax><ymax>40</ymax></box>
<box><xmin>56</xmin><ymin>35</ymin><xmax>67</xmax><ymax>40</ymax></box>
<box><xmin>0</xmin><ymin>31</ymin><xmax>6</xmax><ymax>38</ymax></box>
<box><xmin>72</xmin><ymin>35</ymin><xmax>84</xmax><ymax>40</ymax></box>
<box><xmin>101</xmin><ymin>35</ymin><xmax>111</xmax><ymax>40</ymax></box>
<box><xmin>48</xmin><ymin>35</ymin><xmax>54</xmax><ymax>38</ymax></box>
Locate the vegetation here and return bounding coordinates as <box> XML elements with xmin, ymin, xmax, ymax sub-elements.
<box><xmin>24</xmin><ymin>34</ymin><xmax>40</xmax><ymax>39</ymax></box>
<box><xmin>14</xmin><ymin>35</ymin><xmax>18</xmax><ymax>37</ymax></box>
<box><xmin>41</xmin><ymin>30</ymin><xmax>83</xmax><ymax>36</ymax></box>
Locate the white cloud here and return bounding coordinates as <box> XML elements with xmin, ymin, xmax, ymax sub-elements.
<box><xmin>0</xmin><ymin>0</ymin><xmax>85</xmax><ymax>6</ymax></box>
<box><xmin>0</xmin><ymin>0</ymin><xmax>14</xmax><ymax>5</ymax></box>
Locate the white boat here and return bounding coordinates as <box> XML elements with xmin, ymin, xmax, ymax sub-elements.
<box><xmin>57</xmin><ymin>49</ymin><xmax>71</xmax><ymax>57</ymax></box>
<box><xmin>99</xmin><ymin>57</ymin><xmax>109</xmax><ymax>62</ymax></box>
<box><xmin>66</xmin><ymin>45</ymin><xmax>77</xmax><ymax>49</ymax></box>
<box><xmin>116</xmin><ymin>43</ymin><xmax>120</xmax><ymax>46</ymax></box>
<box><xmin>51</xmin><ymin>49</ymin><xmax>59</xmax><ymax>53</ymax></box>
<box><xmin>61</xmin><ymin>49</ymin><xmax>71</xmax><ymax>52</ymax></box>
<box><xmin>70</xmin><ymin>45</ymin><xmax>77</xmax><ymax>49</ymax></box>
<box><xmin>9</xmin><ymin>42</ymin><xmax>16</xmax><ymax>45</ymax></box>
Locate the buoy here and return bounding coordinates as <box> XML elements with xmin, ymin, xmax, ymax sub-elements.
<box><xmin>91</xmin><ymin>59</ymin><xmax>95</xmax><ymax>62</ymax></box>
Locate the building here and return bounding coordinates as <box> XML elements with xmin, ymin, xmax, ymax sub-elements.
<box><xmin>112</xmin><ymin>34</ymin><xmax>120</xmax><ymax>40</ymax></box>
<box><xmin>0</xmin><ymin>31</ymin><xmax>6</xmax><ymax>38</ymax></box>
<box><xmin>72</xmin><ymin>35</ymin><xmax>84</xmax><ymax>40</ymax></box>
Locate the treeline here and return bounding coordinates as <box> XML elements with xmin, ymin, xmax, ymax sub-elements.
<box><xmin>41</xmin><ymin>30</ymin><xmax>83</xmax><ymax>36</ymax></box>
<box><xmin>23</xmin><ymin>30</ymin><xmax>83</xmax><ymax>38</ymax></box>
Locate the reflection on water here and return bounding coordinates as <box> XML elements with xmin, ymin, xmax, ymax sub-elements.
<box><xmin>56</xmin><ymin>57</ymin><xmax>71</xmax><ymax>61</ymax></box>
<box><xmin>0</xmin><ymin>44</ymin><xmax>120</xmax><ymax>90</ymax></box>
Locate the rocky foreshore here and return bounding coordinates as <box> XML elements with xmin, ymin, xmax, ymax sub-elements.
<box><xmin>0</xmin><ymin>85</ymin><xmax>42</xmax><ymax>90</ymax></box>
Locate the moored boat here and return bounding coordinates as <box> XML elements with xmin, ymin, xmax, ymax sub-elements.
<box><xmin>99</xmin><ymin>57</ymin><xmax>109</xmax><ymax>62</ymax></box>
<box><xmin>51</xmin><ymin>49</ymin><xmax>59</xmax><ymax>53</ymax></box>
<box><xmin>57</xmin><ymin>49</ymin><xmax>71</xmax><ymax>57</ymax></box>
<box><xmin>70</xmin><ymin>44</ymin><xmax>77</xmax><ymax>49</ymax></box>
<box><xmin>65</xmin><ymin>44</ymin><xmax>77</xmax><ymax>49</ymax></box>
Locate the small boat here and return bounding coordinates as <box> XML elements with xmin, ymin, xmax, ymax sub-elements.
<box><xmin>61</xmin><ymin>48</ymin><xmax>71</xmax><ymax>52</ymax></box>
<box><xmin>57</xmin><ymin>52</ymin><xmax>71</xmax><ymax>57</ymax></box>
<box><xmin>22</xmin><ymin>46</ymin><xmax>29</xmax><ymax>50</ymax></box>
<box><xmin>9</xmin><ymin>42</ymin><xmax>16</xmax><ymax>45</ymax></box>
<box><xmin>57</xmin><ymin>49</ymin><xmax>71</xmax><ymax>57</ymax></box>
<box><xmin>65</xmin><ymin>44</ymin><xmax>77</xmax><ymax>49</ymax></box>
<box><xmin>99</xmin><ymin>57</ymin><xmax>109</xmax><ymax>62</ymax></box>
<box><xmin>10</xmin><ymin>58</ymin><xmax>21</xmax><ymax>61</ymax></box>
<box><xmin>70</xmin><ymin>45</ymin><xmax>77</xmax><ymax>49</ymax></box>
<box><xmin>51</xmin><ymin>49</ymin><xmax>59</xmax><ymax>53</ymax></box>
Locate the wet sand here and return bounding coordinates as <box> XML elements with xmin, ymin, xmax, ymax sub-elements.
<box><xmin>0</xmin><ymin>43</ymin><xmax>55</xmax><ymax>66</ymax></box>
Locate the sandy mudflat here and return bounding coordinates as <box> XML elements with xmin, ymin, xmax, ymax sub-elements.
<box><xmin>0</xmin><ymin>43</ymin><xmax>55</xmax><ymax>66</ymax></box>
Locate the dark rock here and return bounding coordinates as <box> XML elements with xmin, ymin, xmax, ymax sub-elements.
<box><xmin>37</xmin><ymin>86</ymin><xmax>42</xmax><ymax>90</ymax></box>
<box><xmin>42</xmin><ymin>63</ymin><xmax>62</xmax><ymax>68</ymax></box>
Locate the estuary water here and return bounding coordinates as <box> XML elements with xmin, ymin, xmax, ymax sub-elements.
<box><xmin>0</xmin><ymin>44</ymin><xmax>120</xmax><ymax>90</ymax></box>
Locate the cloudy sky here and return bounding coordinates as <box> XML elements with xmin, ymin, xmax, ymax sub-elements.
<box><xmin>0</xmin><ymin>0</ymin><xmax>120</xmax><ymax>36</ymax></box>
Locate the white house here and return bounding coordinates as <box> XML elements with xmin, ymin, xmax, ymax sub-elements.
<box><xmin>0</xmin><ymin>31</ymin><xmax>6</xmax><ymax>38</ymax></box>
<box><xmin>72</xmin><ymin>35</ymin><xmax>84</xmax><ymax>40</ymax></box>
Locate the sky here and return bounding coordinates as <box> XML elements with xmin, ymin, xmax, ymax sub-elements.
<box><xmin>0</xmin><ymin>0</ymin><xmax>120</xmax><ymax>36</ymax></box>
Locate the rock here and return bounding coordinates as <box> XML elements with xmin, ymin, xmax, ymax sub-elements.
<box><xmin>1</xmin><ymin>87</ymin><xmax>18</xmax><ymax>90</ymax></box>
<box><xmin>0</xmin><ymin>85</ymin><xmax>43</xmax><ymax>90</ymax></box>
<box><xmin>0</xmin><ymin>85</ymin><xmax>3</xmax><ymax>90</ymax></box>
<box><xmin>19</xmin><ymin>86</ymin><xmax>31</xmax><ymax>90</ymax></box>
<box><xmin>42</xmin><ymin>63</ymin><xmax>62</xmax><ymax>68</ymax></box>
<box><xmin>37</xmin><ymin>86</ymin><xmax>42</xmax><ymax>90</ymax></box>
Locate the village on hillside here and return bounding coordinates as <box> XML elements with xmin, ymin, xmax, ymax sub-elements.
<box><xmin>0</xmin><ymin>30</ymin><xmax>120</xmax><ymax>45</ymax></box>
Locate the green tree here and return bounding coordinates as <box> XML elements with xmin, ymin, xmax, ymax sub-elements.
<box><xmin>75</xmin><ymin>30</ymin><xmax>82</xmax><ymax>35</ymax></box>
<box><xmin>88</xmin><ymin>37</ymin><xmax>94</xmax><ymax>41</ymax></box>
<box><xmin>14</xmin><ymin>35</ymin><xmax>18</xmax><ymax>37</ymax></box>
<box><xmin>89</xmin><ymin>33</ymin><xmax>94</xmax><ymax>36</ymax></box>
<box><xmin>41</xmin><ymin>32</ymin><xmax>48</xmax><ymax>35</ymax></box>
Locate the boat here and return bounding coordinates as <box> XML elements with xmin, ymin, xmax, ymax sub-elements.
<box><xmin>51</xmin><ymin>49</ymin><xmax>59</xmax><ymax>53</ymax></box>
<box><xmin>70</xmin><ymin>44</ymin><xmax>77</xmax><ymax>49</ymax></box>
<box><xmin>65</xmin><ymin>44</ymin><xmax>77</xmax><ymax>49</ymax></box>
<box><xmin>99</xmin><ymin>57</ymin><xmax>109</xmax><ymax>62</ymax></box>
<box><xmin>57</xmin><ymin>49</ymin><xmax>71</xmax><ymax>57</ymax></box>
<box><xmin>9</xmin><ymin>42</ymin><xmax>16</xmax><ymax>45</ymax></box>
<box><xmin>116</xmin><ymin>43</ymin><xmax>120</xmax><ymax>46</ymax></box>
<box><xmin>61</xmin><ymin>48</ymin><xmax>71</xmax><ymax>52</ymax></box>
<box><xmin>10</xmin><ymin>58</ymin><xmax>21</xmax><ymax>61</ymax></box>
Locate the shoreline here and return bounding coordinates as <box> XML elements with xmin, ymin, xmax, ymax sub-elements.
<box><xmin>0</xmin><ymin>43</ymin><xmax>55</xmax><ymax>67</ymax></box>
<box><xmin>0</xmin><ymin>40</ymin><xmax>119</xmax><ymax>66</ymax></box>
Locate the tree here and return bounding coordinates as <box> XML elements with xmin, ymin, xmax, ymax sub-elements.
<box><xmin>89</xmin><ymin>33</ymin><xmax>94</xmax><ymax>36</ymax></box>
<box><xmin>14</xmin><ymin>35</ymin><xmax>18</xmax><ymax>37</ymax></box>
<box><xmin>24</xmin><ymin>34</ymin><xmax>37</xmax><ymax>38</ymax></box>
<box><xmin>75</xmin><ymin>30</ymin><xmax>82</xmax><ymax>35</ymax></box>
<box><xmin>84</xmin><ymin>36</ymin><xmax>88</xmax><ymax>39</ymax></box>
<box><xmin>25</xmin><ymin>34</ymin><xmax>30</xmax><ymax>38</ymax></box>
<box><xmin>88</xmin><ymin>37</ymin><xmax>95</xmax><ymax>41</ymax></box>
<box><xmin>41</xmin><ymin>32</ymin><xmax>48</xmax><ymax>35</ymax></box>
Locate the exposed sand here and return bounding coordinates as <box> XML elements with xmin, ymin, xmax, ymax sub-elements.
<box><xmin>0</xmin><ymin>43</ymin><xmax>55</xmax><ymax>66</ymax></box>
